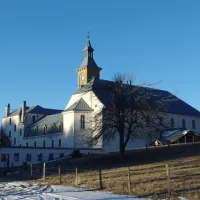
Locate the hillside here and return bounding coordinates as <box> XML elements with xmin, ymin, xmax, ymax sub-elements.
<box><xmin>2</xmin><ymin>143</ymin><xmax>200</xmax><ymax>200</ymax></box>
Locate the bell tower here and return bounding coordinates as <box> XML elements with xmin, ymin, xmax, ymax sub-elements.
<box><xmin>76</xmin><ymin>35</ymin><xmax>102</xmax><ymax>89</ymax></box>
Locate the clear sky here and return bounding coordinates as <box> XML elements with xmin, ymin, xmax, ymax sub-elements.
<box><xmin>0</xmin><ymin>0</ymin><xmax>200</xmax><ymax>120</ymax></box>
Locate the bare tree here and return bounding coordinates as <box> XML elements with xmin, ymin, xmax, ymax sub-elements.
<box><xmin>88</xmin><ymin>73</ymin><xmax>176</xmax><ymax>160</ymax></box>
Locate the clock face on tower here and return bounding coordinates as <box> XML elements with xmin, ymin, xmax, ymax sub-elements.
<box><xmin>81</xmin><ymin>75</ymin><xmax>84</xmax><ymax>81</ymax></box>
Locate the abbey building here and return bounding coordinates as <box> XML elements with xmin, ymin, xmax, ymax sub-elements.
<box><xmin>2</xmin><ymin>37</ymin><xmax>200</xmax><ymax>155</ymax></box>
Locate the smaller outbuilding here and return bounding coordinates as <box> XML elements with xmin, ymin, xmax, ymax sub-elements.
<box><xmin>151</xmin><ymin>129</ymin><xmax>200</xmax><ymax>146</ymax></box>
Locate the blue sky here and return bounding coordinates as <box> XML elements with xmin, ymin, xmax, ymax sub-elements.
<box><xmin>0</xmin><ymin>0</ymin><xmax>200</xmax><ymax>120</ymax></box>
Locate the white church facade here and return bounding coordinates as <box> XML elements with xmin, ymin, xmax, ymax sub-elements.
<box><xmin>1</xmin><ymin>37</ymin><xmax>200</xmax><ymax>166</ymax></box>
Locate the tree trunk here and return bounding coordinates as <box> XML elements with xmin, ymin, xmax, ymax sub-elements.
<box><xmin>119</xmin><ymin>134</ymin><xmax>126</xmax><ymax>161</ymax></box>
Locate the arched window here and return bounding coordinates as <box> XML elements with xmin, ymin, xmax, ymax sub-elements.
<box><xmin>182</xmin><ymin>119</ymin><xmax>186</xmax><ymax>129</ymax></box>
<box><xmin>59</xmin><ymin>123</ymin><xmax>63</xmax><ymax>133</ymax></box>
<box><xmin>35</xmin><ymin>127</ymin><xmax>38</xmax><ymax>135</ymax></box>
<box><xmin>80</xmin><ymin>115</ymin><xmax>85</xmax><ymax>129</ymax></box>
<box><xmin>43</xmin><ymin>140</ymin><xmax>45</xmax><ymax>148</ymax></box>
<box><xmin>9</xmin><ymin>118</ymin><xmax>11</xmax><ymax>125</ymax></box>
<box><xmin>14</xmin><ymin>137</ymin><xmax>16</xmax><ymax>145</ymax></box>
<box><xmin>14</xmin><ymin>125</ymin><xmax>16</xmax><ymax>132</ymax></box>
<box><xmin>58</xmin><ymin>139</ymin><xmax>61</xmax><ymax>147</ymax></box>
<box><xmin>34</xmin><ymin>141</ymin><xmax>36</xmax><ymax>148</ymax></box>
<box><xmin>43</xmin><ymin>126</ymin><xmax>47</xmax><ymax>135</ymax></box>
<box><xmin>52</xmin><ymin>124</ymin><xmax>56</xmax><ymax>132</ymax></box>
<box><xmin>192</xmin><ymin>120</ymin><xmax>196</xmax><ymax>129</ymax></box>
<box><xmin>9</xmin><ymin>131</ymin><xmax>11</xmax><ymax>138</ymax></box>
<box><xmin>52</xmin><ymin>140</ymin><xmax>54</xmax><ymax>148</ymax></box>
<box><xmin>170</xmin><ymin>118</ymin><xmax>174</xmax><ymax>127</ymax></box>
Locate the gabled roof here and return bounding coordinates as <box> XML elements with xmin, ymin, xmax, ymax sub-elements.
<box><xmin>162</xmin><ymin>129</ymin><xmax>200</xmax><ymax>144</ymax></box>
<box><xmin>73</xmin><ymin>78</ymin><xmax>200</xmax><ymax>117</ymax></box>
<box><xmin>26</xmin><ymin>113</ymin><xmax>63</xmax><ymax>137</ymax></box>
<box><xmin>65</xmin><ymin>98</ymin><xmax>93</xmax><ymax>112</ymax></box>
<box><xmin>8</xmin><ymin>105</ymin><xmax>62</xmax><ymax>117</ymax></box>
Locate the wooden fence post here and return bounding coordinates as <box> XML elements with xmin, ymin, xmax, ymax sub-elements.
<box><xmin>58</xmin><ymin>166</ymin><xmax>61</xmax><ymax>184</ymax></box>
<box><xmin>99</xmin><ymin>169</ymin><xmax>103</xmax><ymax>189</ymax></box>
<box><xmin>127</xmin><ymin>167</ymin><xmax>131</xmax><ymax>194</ymax></box>
<box><xmin>75</xmin><ymin>167</ymin><xmax>78</xmax><ymax>185</ymax></box>
<box><xmin>166</xmin><ymin>164</ymin><xmax>171</xmax><ymax>196</ymax></box>
<box><xmin>30</xmin><ymin>164</ymin><xmax>33</xmax><ymax>180</ymax></box>
<box><xmin>43</xmin><ymin>162</ymin><xmax>46</xmax><ymax>181</ymax></box>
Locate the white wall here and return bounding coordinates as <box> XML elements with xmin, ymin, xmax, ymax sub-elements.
<box><xmin>62</xmin><ymin>111</ymin><xmax>75</xmax><ymax>148</ymax></box>
<box><xmin>74</xmin><ymin>111</ymin><xmax>92</xmax><ymax>148</ymax></box>
<box><xmin>166</xmin><ymin>113</ymin><xmax>200</xmax><ymax>132</ymax></box>
<box><xmin>2</xmin><ymin>115</ymin><xmax>20</xmax><ymax>146</ymax></box>
<box><xmin>0</xmin><ymin>147</ymin><xmax>102</xmax><ymax>167</ymax></box>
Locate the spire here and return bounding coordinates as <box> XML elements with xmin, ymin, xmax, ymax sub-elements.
<box><xmin>83</xmin><ymin>32</ymin><xmax>94</xmax><ymax>56</ymax></box>
<box><xmin>80</xmin><ymin>34</ymin><xmax>98</xmax><ymax>67</ymax></box>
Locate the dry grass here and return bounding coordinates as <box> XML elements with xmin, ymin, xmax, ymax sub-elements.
<box><xmin>28</xmin><ymin>153</ymin><xmax>200</xmax><ymax>200</ymax></box>
<box><xmin>5</xmin><ymin>144</ymin><xmax>200</xmax><ymax>200</ymax></box>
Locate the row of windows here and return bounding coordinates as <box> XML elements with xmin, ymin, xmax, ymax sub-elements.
<box><xmin>26</xmin><ymin>123</ymin><xmax>63</xmax><ymax>137</ymax></box>
<box><xmin>9</xmin><ymin>115</ymin><xmax>39</xmax><ymax>125</ymax></box>
<box><xmin>170</xmin><ymin>118</ymin><xmax>196</xmax><ymax>129</ymax></box>
<box><xmin>1</xmin><ymin>152</ymin><xmax>64</xmax><ymax>162</ymax></box>
<box><xmin>13</xmin><ymin>139</ymin><xmax>62</xmax><ymax>148</ymax></box>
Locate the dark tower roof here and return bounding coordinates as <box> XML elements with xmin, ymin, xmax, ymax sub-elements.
<box><xmin>80</xmin><ymin>36</ymin><xmax>98</xmax><ymax>68</ymax></box>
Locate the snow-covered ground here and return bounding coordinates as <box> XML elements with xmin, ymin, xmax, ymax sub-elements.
<box><xmin>0</xmin><ymin>182</ymin><xmax>189</xmax><ymax>200</ymax></box>
<box><xmin>0</xmin><ymin>182</ymin><xmax>149</xmax><ymax>200</ymax></box>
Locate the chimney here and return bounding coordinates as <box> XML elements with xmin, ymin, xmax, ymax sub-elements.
<box><xmin>21</xmin><ymin>101</ymin><xmax>26</xmax><ymax>123</ymax></box>
<box><xmin>5</xmin><ymin>104</ymin><xmax>10</xmax><ymax>117</ymax></box>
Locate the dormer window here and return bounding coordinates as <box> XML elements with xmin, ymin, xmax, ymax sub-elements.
<box><xmin>32</xmin><ymin>116</ymin><xmax>36</xmax><ymax>123</ymax></box>
<box><xmin>43</xmin><ymin>126</ymin><xmax>47</xmax><ymax>135</ymax></box>
<box><xmin>52</xmin><ymin>124</ymin><xmax>56</xmax><ymax>132</ymax></box>
<box><xmin>35</xmin><ymin>126</ymin><xmax>38</xmax><ymax>135</ymax></box>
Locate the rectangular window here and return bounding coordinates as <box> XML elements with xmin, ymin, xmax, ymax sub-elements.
<box><xmin>38</xmin><ymin>153</ymin><xmax>43</xmax><ymax>161</ymax></box>
<box><xmin>14</xmin><ymin>153</ymin><xmax>19</xmax><ymax>162</ymax></box>
<box><xmin>14</xmin><ymin>125</ymin><xmax>16</xmax><ymax>132</ymax></box>
<box><xmin>49</xmin><ymin>153</ymin><xmax>54</xmax><ymax>160</ymax></box>
<box><xmin>1</xmin><ymin>154</ymin><xmax>6</xmax><ymax>162</ymax></box>
<box><xmin>26</xmin><ymin>153</ymin><xmax>31</xmax><ymax>161</ymax></box>
<box><xmin>59</xmin><ymin>153</ymin><xmax>64</xmax><ymax>158</ymax></box>
<box><xmin>19</xmin><ymin>129</ymin><xmax>22</xmax><ymax>136</ymax></box>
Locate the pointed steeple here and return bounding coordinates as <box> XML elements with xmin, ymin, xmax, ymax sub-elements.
<box><xmin>76</xmin><ymin>34</ymin><xmax>102</xmax><ymax>89</ymax></box>
<box><xmin>80</xmin><ymin>34</ymin><xmax>98</xmax><ymax>68</ymax></box>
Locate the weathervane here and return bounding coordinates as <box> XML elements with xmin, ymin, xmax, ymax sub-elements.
<box><xmin>87</xmin><ymin>31</ymin><xmax>90</xmax><ymax>40</ymax></box>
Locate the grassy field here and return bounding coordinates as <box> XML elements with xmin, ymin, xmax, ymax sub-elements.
<box><xmin>27</xmin><ymin>144</ymin><xmax>200</xmax><ymax>200</ymax></box>
<box><xmin>2</xmin><ymin>144</ymin><xmax>200</xmax><ymax>200</ymax></box>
